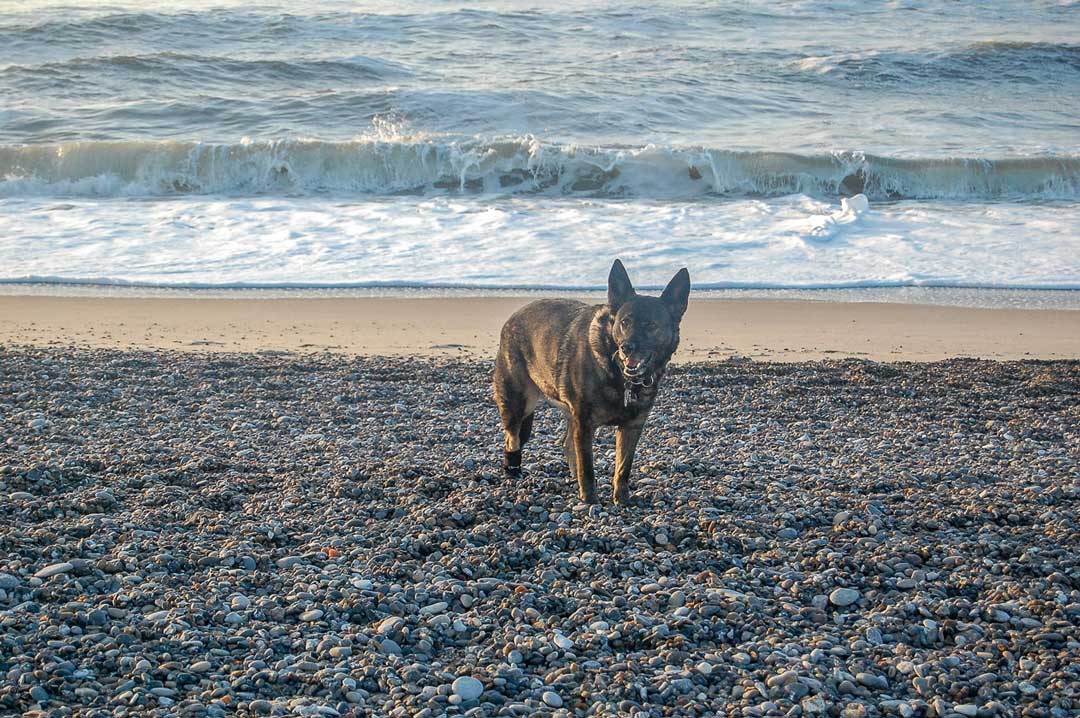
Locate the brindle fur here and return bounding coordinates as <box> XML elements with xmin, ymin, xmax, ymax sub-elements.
<box><xmin>493</xmin><ymin>259</ymin><xmax>690</xmax><ymax>504</ymax></box>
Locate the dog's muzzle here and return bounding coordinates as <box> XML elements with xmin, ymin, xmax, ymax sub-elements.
<box><xmin>617</xmin><ymin>349</ymin><xmax>652</xmax><ymax>378</ymax></box>
<box><xmin>615</xmin><ymin>350</ymin><xmax>654</xmax><ymax>405</ymax></box>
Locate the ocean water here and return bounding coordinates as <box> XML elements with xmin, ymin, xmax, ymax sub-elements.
<box><xmin>1</xmin><ymin>0</ymin><xmax>1078</xmax><ymax>293</ymax></box>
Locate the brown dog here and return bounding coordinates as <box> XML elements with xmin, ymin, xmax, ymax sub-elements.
<box><xmin>493</xmin><ymin>259</ymin><xmax>690</xmax><ymax>504</ymax></box>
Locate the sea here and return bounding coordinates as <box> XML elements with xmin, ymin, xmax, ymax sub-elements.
<box><xmin>1</xmin><ymin>0</ymin><xmax>1079</xmax><ymax>301</ymax></box>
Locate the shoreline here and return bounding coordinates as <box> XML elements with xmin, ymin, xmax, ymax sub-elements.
<box><xmin>4</xmin><ymin>283</ymin><xmax>1080</xmax><ymax>311</ymax></box>
<box><xmin>3</xmin><ymin>295</ymin><xmax>1079</xmax><ymax>362</ymax></box>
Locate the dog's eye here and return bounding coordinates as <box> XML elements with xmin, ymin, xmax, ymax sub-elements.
<box><xmin>621</xmin><ymin>317</ymin><xmax>631</xmax><ymax>328</ymax></box>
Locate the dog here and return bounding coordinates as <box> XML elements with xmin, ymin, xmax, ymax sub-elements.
<box><xmin>493</xmin><ymin>259</ymin><xmax>690</xmax><ymax>505</ymax></box>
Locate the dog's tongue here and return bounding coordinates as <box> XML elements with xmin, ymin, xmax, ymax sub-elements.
<box><xmin>625</xmin><ymin>356</ymin><xmax>644</xmax><ymax>370</ymax></box>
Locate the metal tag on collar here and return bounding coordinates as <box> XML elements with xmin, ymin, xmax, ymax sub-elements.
<box><xmin>624</xmin><ymin>386</ymin><xmax>635</xmax><ymax>407</ymax></box>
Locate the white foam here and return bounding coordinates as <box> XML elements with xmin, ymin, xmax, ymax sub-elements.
<box><xmin>2</xmin><ymin>195</ymin><xmax>1078</xmax><ymax>290</ymax></box>
<box><xmin>3</xmin><ymin>139</ymin><xmax>1078</xmax><ymax>201</ymax></box>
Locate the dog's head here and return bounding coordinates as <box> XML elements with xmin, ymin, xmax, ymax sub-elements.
<box><xmin>605</xmin><ymin>259</ymin><xmax>690</xmax><ymax>379</ymax></box>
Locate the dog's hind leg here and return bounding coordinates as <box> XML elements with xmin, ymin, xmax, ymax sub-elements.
<box><xmin>570</xmin><ymin>414</ymin><xmax>598</xmax><ymax>503</ymax></box>
<box><xmin>560</xmin><ymin>408</ymin><xmax>577</xmax><ymax>479</ymax></box>
<box><xmin>519</xmin><ymin>412</ymin><xmax>535</xmax><ymax>447</ymax></box>
<box><xmin>493</xmin><ymin>359</ymin><xmax>538</xmax><ymax>477</ymax></box>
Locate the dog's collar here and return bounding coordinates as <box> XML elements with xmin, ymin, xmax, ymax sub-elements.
<box><xmin>613</xmin><ymin>350</ymin><xmax>655</xmax><ymax>406</ymax></box>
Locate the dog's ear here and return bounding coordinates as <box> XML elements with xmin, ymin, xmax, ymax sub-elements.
<box><xmin>661</xmin><ymin>268</ymin><xmax>690</xmax><ymax>321</ymax></box>
<box><xmin>607</xmin><ymin>259</ymin><xmax>635</xmax><ymax>311</ymax></box>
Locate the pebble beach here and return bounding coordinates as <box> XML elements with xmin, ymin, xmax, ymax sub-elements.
<box><xmin>1</xmin><ymin>348</ymin><xmax>1078</xmax><ymax>718</ymax></box>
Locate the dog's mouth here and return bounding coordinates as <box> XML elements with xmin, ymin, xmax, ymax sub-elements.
<box><xmin>617</xmin><ymin>351</ymin><xmax>653</xmax><ymax>380</ymax></box>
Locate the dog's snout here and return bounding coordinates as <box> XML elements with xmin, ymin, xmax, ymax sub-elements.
<box><xmin>621</xmin><ymin>341</ymin><xmax>637</xmax><ymax>354</ymax></box>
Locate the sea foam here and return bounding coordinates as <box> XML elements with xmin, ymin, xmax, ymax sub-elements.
<box><xmin>2</xmin><ymin>138</ymin><xmax>1078</xmax><ymax>201</ymax></box>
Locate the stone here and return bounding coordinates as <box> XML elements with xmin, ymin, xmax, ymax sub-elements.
<box><xmin>767</xmin><ymin>670</ymin><xmax>798</xmax><ymax>688</ymax></box>
<box><xmin>452</xmin><ymin>676</ymin><xmax>484</xmax><ymax>701</ymax></box>
<box><xmin>553</xmin><ymin>633</ymin><xmax>574</xmax><ymax>650</ymax></box>
<box><xmin>420</xmin><ymin>601</ymin><xmax>448</xmax><ymax>615</ymax></box>
<box><xmin>377</xmin><ymin>616</ymin><xmax>404</xmax><ymax>635</ymax></box>
<box><xmin>829</xmin><ymin>588</ymin><xmax>860</xmax><ymax>607</ymax></box>
<box><xmin>856</xmin><ymin>672</ymin><xmax>887</xmax><ymax>689</ymax></box>
<box><xmin>542</xmin><ymin>690</ymin><xmax>563</xmax><ymax>708</ymax></box>
<box><xmin>34</xmin><ymin>562</ymin><xmax>74</xmax><ymax>579</ymax></box>
<box><xmin>189</xmin><ymin>661</ymin><xmax>212</xmax><ymax>673</ymax></box>
<box><xmin>299</xmin><ymin>609</ymin><xmax>324</xmax><ymax>621</ymax></box>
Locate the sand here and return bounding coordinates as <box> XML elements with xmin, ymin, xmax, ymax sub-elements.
<box><xmin>1</xmin><ymin>295</ymin><xmax>1079</xmax><ymax>361</ymax></box>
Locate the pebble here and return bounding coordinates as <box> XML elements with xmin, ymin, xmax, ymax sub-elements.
<box><xmin>419</xmin><ymin>601</ymin><xmax>448</xmax><ymax>615</ymax></box>
<box><xmin>452</xmin><ymin>676</ymin><xmax>484</xmax><ymax>701</ymax></box>
<box><xmin>829</xmin><ymin>588</ymin><xmax>860</xmax><ymax>607</ymax></box>
<box><xmin>856</xmin><ymin>672</ymin><xmax>887</xmax><ymax>689</ymax></box>
<box><xmin>34</xmin><ymin>562</ymin><xmax>74</xmax><ymax>579</ymax></box>
<box><xmin>377</xmin><ymin>616</ymin><xmax>404</xmax><ymax>635</ymax></box>
<box><xmin>1</xmin><ymin>350</ymin><xmax>1076</xmax><ymax>718</ymax></box>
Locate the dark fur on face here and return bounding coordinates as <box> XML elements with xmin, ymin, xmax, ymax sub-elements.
<box><xmin>493</xmin><ymin>259</ymin><xmax>690</xmax><ymax>504</ymax></box>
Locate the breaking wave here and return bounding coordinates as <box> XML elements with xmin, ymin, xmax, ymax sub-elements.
<box><xmin>2</xmin><ymin>137</ymin><xmax>1078</xmax><ymax>200</ymax></box>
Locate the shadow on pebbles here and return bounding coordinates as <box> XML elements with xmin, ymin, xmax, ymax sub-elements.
<box><xmin>1</xmin><ymin>348</ymin><xmax>1078</xmax><ymax>718</ymax></box>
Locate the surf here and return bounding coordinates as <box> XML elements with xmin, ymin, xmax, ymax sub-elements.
<box><xmin>2</xmin><ymin>137</ymin><xmax>1078</xmax><ymax>201</ymax></box>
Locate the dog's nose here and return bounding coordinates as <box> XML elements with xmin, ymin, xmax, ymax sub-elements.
<box><xmin>622</xmin><ymin>341</ymin><xmax>637</xmax><ymax>354</ymax></box>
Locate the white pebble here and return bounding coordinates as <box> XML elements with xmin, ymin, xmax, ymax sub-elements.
<box><xmin>451</xmin><ymin>676</ymin><xmax>483</xmax><ymax>701</ymax></box>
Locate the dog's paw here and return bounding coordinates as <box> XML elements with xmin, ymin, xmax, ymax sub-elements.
<box><xmin>613</xmin><ymin>492</ymin><xmax>638</xmax><ymax>508</ymax></box>
<box><xmin>502</xmin><ymin>450</ymin><xmax>523</xmax><ymax>478</ymax></box>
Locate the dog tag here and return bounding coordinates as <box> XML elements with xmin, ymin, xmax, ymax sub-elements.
<box><xmin>624</xmin><ymin>387</ymin><xmax>634</xmax><ymax>406</ymax></box>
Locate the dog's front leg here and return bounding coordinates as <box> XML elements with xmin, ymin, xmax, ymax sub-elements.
<box><xmin>571</xmin><ymin>415</ymin><xmax>597</xmax><ymax>504</ymax></box>
<box><xmin>613</xmin><ymin>421</ymin><xmax>644</xmax><ymax>505</ymax></box>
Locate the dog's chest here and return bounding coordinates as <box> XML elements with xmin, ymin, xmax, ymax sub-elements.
<box><xmin>595</xmin><ymin>383</ymin><xmax>657</xmax><ymax>425</ymax></box>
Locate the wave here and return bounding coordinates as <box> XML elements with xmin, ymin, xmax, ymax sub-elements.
<box><xmin>2</xmin><ymin>137</ymin><xmax>1078</xmax><ymax>200</ymax></box>
<box><xmin>793</xmin><ymin>41</ymin><xmax>1080</xmax><ymax>84</ymax></box>
<box><xmin>0</xmin><ymin>52</ymin><xmax>408</xmax><ymax>84</ymax></box>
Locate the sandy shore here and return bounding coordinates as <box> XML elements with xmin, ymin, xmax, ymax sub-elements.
<box><xmin>2</xmin><ymin>295</ymin><xmax>1079</xmax><ymax>361</ymax></box>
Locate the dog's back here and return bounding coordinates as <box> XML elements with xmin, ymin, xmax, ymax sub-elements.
<box><xmin>495</xmin><ymin>298</ymin><xmax>593</xmax><ymax>401</ymax></box>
